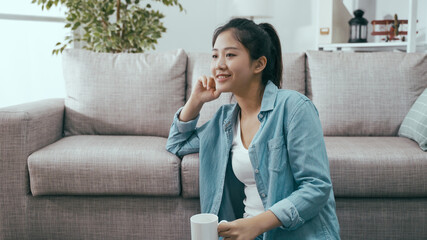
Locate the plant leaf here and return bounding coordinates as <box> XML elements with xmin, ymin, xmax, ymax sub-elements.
<box><xmin>39</xmin><ymin>0</ymin><xmax>185</xmax><ymax>54</ymax></box>
<box><xmin>46</xmin><ymin>1</ymin><xmax>52</xmax><ymax>9</ymax></box>
<box><xmin>72</xmin><ymin>22</ymin><xmax>81</xmax><ymax>30</ymax></box>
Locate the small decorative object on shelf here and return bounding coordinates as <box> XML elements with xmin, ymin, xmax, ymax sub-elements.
<box><xmin>371</xmin><ymin>14</ymin><xmax>416</xmax><ymax>42</ymax></box>
<box><xmin>348</xmin><ymin>9</ymin><xmax>368</xmax><ymax>43</ymax></box>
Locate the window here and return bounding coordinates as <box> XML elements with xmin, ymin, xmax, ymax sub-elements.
<box><xmin>0</xmin><ymin>1</ymin><xmax>70</xmax><ymax>108</ymax></box>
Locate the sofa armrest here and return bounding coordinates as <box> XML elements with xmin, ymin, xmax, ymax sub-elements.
<box><xmin>0</xmin><ymin>98</ymin><xmax>64</xmax><ymax>238</ymax></box>
<box><xmin>0</xmin><ymin>98</ymin><xmax>64</xmax><ymax>194</ymax></box>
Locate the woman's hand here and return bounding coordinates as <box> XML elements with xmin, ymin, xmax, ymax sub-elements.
<box><xmin>190</xmin><ymin>75</ymin><xmax>222</xmax><ymax>104</ymax></box>
<box><xmin>217</xmin><ymin>218</ymin><xmax>262</xmax><ymax>240</ymax></box>
<box><xmin>217</xmin><ymin>211</ymin><xmax>282</xmax><ymax>240</ymax></box>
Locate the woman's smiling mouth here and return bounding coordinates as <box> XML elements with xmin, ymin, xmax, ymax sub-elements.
<box><xmin>216</xmin><ymin>74</ymin><xmax>232</xmax><ymax>82</ymax></box>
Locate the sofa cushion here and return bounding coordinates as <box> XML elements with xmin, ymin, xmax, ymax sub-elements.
<box><xmin>282</xmin><ymin>52</ymin><xmax>306</xmax><ymax>95</ymax></box>
<box><xmin>28</xmin><ymin>136</ymin><xmax>181</xmax><ymax>196</ymax></box>
<box><xmin>186</xmin><ymin>52</ymin><xmax>306</xmax><ymax>127</ymax></box>
<box><xmin>181</xmin><ymin>137</ymin><xmax>427</xmax><ymax>198</ymax></box>
<box><xmin>326</xmin><ymin>136</ymin><xmax>427</xmax><ymax>197</ymax></box>
<box><xmin>181</xmin><ymin>153</ymin><xmax>199</xmax><ymax>198</ymax></box>
<box><xmin>398</xmin><ymin>88</ymin><xmax>427</xmax><ymax>151</ymax></box>
<box><xmin>306</xmin><ymin>51</ymin><xmax>427</xmax><ymax>136</ymax></box>
<box><xmin>62</xmin><ymin>48</ymin><xmax>187</xmax><ymax>138</ymax></box>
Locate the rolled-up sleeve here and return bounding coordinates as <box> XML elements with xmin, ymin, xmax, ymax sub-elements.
<box><xmin>165</xmin><ymin>106</ymin><xmax>202</xmax><ymax>157</ymax></box>
<box><xmin>268</xmin><ymin>99</ymin><xmax>332</xmax><ymax>231</ymax></box>
<box><xmin>174</xmin><ymin>107</ymin><xmax>200</xmax><ymax>132</ymax></box>
<box><xmin>268</xmin><ymin>198</ymin><xmax>304</xmax><ymax>230</ymax></box>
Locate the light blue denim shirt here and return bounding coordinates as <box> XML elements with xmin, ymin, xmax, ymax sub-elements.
<box><xmin>166</xmin><ymin>80</ymin><xmax>340</xmax><ymax>240</ymax></box>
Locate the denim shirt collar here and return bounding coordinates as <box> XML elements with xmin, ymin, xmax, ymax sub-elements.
<box><xmin>259</xmin><ymin>80</ymin><xmax>278</xmax><ymax>112</ymax></box>
<box><xmin>223</xmin><ymin>80</ymin><xmax>278</xmax><ymax>130</ymax></box>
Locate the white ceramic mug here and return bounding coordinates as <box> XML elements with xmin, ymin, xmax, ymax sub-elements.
<box><xmin>190</xmin><ymin>213</ymin><xmax>227</xmax><ymax>240</ymax></box>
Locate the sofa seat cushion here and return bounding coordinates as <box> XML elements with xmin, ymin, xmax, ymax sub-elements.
<box><xmin>181</xmin><ymin>137</ymin><xmax>427</xmax><ymax>198</ymax></box>
<box><xmin>181</xmin><ymin>153</ymin><xmax>199</xmax><ymax>198</ymax></box>
<box><xmin>326</xmin><ymin>137</ymin><xmax>427</xmax><ymax>197</ymax></box>
<box><xmin>28</xmin><ymin>135</ymin><xmax>181</xmax><ymax>196</ymax></box>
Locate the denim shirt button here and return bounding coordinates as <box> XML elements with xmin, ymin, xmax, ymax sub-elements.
<box><xmin>261</xmin><ymin>193</ymin><xmax>266</xmax><ymax>198</ymax></box>
<box><xmin>254</xmin><ymin>169</ymin><xmax>259</xmax><ymax>174</ymax></box>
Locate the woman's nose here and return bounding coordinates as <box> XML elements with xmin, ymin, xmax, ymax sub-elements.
<box><xmin>216</xmin><ymin>57</ymin><xmax>226</xmax><ymax>69</ymax></box>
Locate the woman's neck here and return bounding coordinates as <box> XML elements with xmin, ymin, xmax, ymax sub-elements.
<box><xmin>234</xmin><ymin>80</ymin><xmax>265</xmax><ymax>118</ymax></box>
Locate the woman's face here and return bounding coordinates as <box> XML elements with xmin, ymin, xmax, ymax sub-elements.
<box><xmin>211</xmin><ymin>29</ymin><xmax>257</xmax><ymax>94</ymax></box>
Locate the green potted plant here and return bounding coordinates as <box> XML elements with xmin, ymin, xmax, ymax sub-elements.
<box><xmin>32</xmin><ymin>0</ymin><xmax>184</xmax><ymax>54</ymax></box>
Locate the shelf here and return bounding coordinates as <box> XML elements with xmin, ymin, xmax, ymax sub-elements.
<box><xmin>317</xmin><ymin>0</ymin><xmax>420</xmax><ymax>52</ymax></box>
<box><xmin>320</xmin><ymin>42</ymin><xmax>407</xmax><ymax>48</ymax></box>
<box><xmin>318</xmin><ymin>42</ymin><xmax>426</xmax><ymax>51</ymax></box>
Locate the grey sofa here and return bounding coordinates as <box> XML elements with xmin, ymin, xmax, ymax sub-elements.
<box><xmin>1</xmin><ymin>48</ymin><xmax>426</xmax><ymax>240</ymax></box>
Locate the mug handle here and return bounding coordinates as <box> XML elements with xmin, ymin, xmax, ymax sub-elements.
<box><xmin>218</xmin><ymin>220</ymin><xmax>228</xmax><ymax>225</ymax></box>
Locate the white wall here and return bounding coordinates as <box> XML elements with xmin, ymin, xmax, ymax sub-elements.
<box><xmin>151</xmin><ymin>0</ymin><xmax>319</xmax><ymax>53</ymax></box>
<box><xmin>147</xmin><ymin>0</ymin><xmax>218</xmax><ymax>53</ymax></box>
<box><xmin>153</xmin><ymin>0</ymin><xmax>427</xmax><ymax>53</ymax></box>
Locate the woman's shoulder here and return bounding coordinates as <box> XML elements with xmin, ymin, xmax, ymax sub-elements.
<box><xmin>276</xmin><ymin>89</ymin><xmax>319</xmax><ymax>119</ymax></box>
<box><xmin>276</xmin><ymin>89</ymin><xmax>311</xmax><ymax>107</ymax></box>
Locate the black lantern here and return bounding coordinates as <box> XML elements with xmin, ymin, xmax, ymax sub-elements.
<box><xmin>349</xmin><ymin>9</ymin><xmax>368</xmax><ymax>43</ymax></box>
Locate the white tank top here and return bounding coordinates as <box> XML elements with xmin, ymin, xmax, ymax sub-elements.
<box><xmin>231</xmin><ymin>111</ymin><xmax>265</xmax><ymax>218</ymax></box>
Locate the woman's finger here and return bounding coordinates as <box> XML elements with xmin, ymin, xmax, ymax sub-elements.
<box><xmin>201</xmin><ymin>75</ymin><xmax>207</xmax><ymax>88</ymax></box>
<box><xmin>208</xmin><ymin>76</ymin><xmax>216</xmax><ymax>90</ymax></box>
<box><xmin>197</xmin><ymin>76</ymin><xmax>204</xmax><ymax>88</ymax></box>
<box><xmin>218</xmin><ymin>222</ymin><xmax>231</xmax><ymax>233</ymax></box>
<box><xmin>205</xmin><ymin>76</ymin><xmax>209</xmax><ymax>85</ymax></box>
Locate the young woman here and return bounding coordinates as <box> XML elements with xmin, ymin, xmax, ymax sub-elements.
<box><xmin>166</xmin><ymin>18</ymin><xmax>340</xmax><ymax>240</ymax></box>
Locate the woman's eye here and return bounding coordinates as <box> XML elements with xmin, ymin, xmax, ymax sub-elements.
<box><xmin>226</xmin><ymin>53</ymin><xmax>235</xmax><ymax>57</ymax></box>
<box><xmin>212</xmin><ymin>55</ymin><xmax>218</xmax><ymax>59</ymax></box>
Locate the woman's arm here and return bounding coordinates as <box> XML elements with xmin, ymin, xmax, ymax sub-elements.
<box><xmin>165</xmin><ymin>96</ymin><xmax>205</xmax><ymax>157</ymax></box>
<box><xmin>167</xmin><ymin>76</ymin><xmax>221</xmax><ymax>157</ymax></box>
<box><xmin>178</xmin><ymin>95</ymin><xmax>204</xmax><ymax>122</ymax></box>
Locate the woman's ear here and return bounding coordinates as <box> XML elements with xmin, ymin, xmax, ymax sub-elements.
<box><xmin>253</xmin><ymin>56</ymin><xmax>267</xmax><ymax>74</ymax></box>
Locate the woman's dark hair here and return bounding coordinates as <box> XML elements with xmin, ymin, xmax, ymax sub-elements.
<box><xmin>212</xmin><ymin>18</ymin><xmax>283</xmax><ymax>89</ymax></box>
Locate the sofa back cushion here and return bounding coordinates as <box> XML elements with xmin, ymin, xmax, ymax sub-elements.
<box><xmin>186</xmin><ymin>52</ymin><xmax>306</xmax><ymax>127</ymax></box>
<box><xmin>306</xmin><ymin>51</ymin><xmax>427</xmax><ymax>136</ymax></box>
<box><xmin>62</xmin><ymin>49</ymin><xmax>187</xmax><ymax>138</ymax></box>
<box><xmin>282</xmin><ymin>52</ymin><xmax>307</xmax><ymax>95</ymax></box>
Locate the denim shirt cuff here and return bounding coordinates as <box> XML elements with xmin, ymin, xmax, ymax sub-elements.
<box><xmin>268</xmin><ymin>198</ymin><xmax>305</xmax><ymax>231</ymax></box>
<box><xmin>174</xmin><ymin>106</ymin><xmax>200</xmax><ymax>133</ymax></box>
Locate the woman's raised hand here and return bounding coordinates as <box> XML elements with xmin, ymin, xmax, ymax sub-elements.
<box><xmin>178</xmin><ymin>75</ymin><xmax>221</xmax><ymax>122</ymax></box>
<box><xmin>190</xmin><ymin>75</ymin><xmax>222</xmax><ymax>104</ymax></box>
